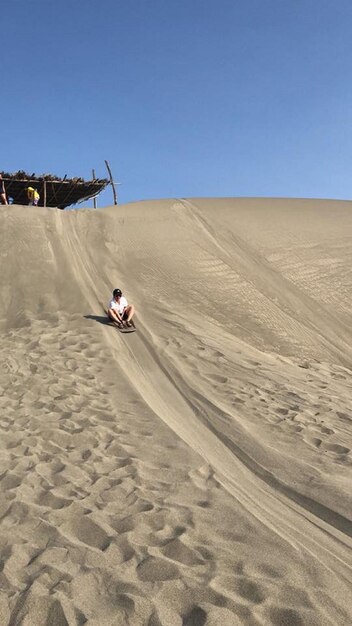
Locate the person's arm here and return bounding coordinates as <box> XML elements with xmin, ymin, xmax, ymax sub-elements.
<box><xmin>120</xmin><ymin>297</ymin><xmax>128</xmax><ymax>316</ymax></box>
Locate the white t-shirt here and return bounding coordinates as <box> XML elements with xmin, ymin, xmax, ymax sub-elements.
<box><xmin>109</xmin><ymin>296</ymin><xmax>128</xmax><ymax>315</ymax></box>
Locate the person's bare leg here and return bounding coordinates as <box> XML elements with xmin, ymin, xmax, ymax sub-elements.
<box><xmin>108</xmin><ymin>311</ymin><xmax>123</xmax><ymax>327</ymax></box>
<box><xmin>125</xmin><ymin>305</ymin><xmax>135</xmax><ymax>325</ymax></box>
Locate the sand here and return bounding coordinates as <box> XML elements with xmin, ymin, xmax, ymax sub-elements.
<box><xmin>0</xmin><ymin>197</ymin><xmax>351</xmax><ymax>625</ymax></box>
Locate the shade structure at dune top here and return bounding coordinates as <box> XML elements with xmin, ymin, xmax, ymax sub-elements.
<box><xmin>0</xmin><ymin>171</ymin><xmax>109</xmax><ymax>208</ymax></box>
<box><xmin>0</xmin><ymin>198</ymin><xmax>351</xmax><ymax>625</ymax></box>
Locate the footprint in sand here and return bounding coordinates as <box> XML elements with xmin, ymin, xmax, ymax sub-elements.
<box><xmin>287</xmin><ymin>424</ymin><xmax>303</xmax><ymax>433</ymax></box>
<box><xmin>324</xmin><ymin>443</ymin><xmax>350</xmax><ymax>455</ymax></box>
<box><xmin>303</xmin><ymin>436</ymin><xmax>322</xmax><ymax>449</ymax></box>
<box><xmin>256</xmin><ymin>563</ymin><xmax>281</xmax><ymax>578</ymax></box>
<box><xmin>269</xmin><ymin>606</ymin><xmax>305</xmax><ymax>626</ymax></box>
<box><xmin>65</xmin><ymin>515</ymin><xmax>111</xmax><ymax>551</ymax></box>
<box><xmin>137</xmin><ymin>556</ymin><xmax>179</xmax><ymax>581</ymax></box>
<box><xmin>111</xmin><ymin>516</ymin><xmax>135</xmax><ymax>534</ymax></box>
<box><xmin>232</xmin><ymin>396</ymin><xmax>245</xmax><ymax>405</ymax></box>
<box><xmin>336</xmin><ymin>411</ymin><xmax>352</xmax><ymax>423</ymax></box>
<box><xmin>0</xmin><ymin>473</ymin><xmax>22</xmax><ymax>490</ymax></box>
<box><xmin>209</xmin><ymin>374</ymin><xmax>228</xmax><ymax>384</ymax></box>
<box><xmin>183</xmin><ymin>607</ymin><xmax>207</xmax><ymax>626</ymax></box>
<box><xmin>275</xmin><ymin>407</ymin><xmax>289</xmax><ymax>416</ymax></box>
<box><xmin>331</xmin><ymin>373</ymin><xmax>347</xmax><ymax>380</ymax></box>
<box><xmin>36</xmin><ymin>490</ymin><xmax>72</xmax><ymax>510</ymax></box>
<box><xmin>233</xmin><ymin>576</ymin><xmax>267</xmax><ymax>604</ymax></box>
<box><xmin>319</xmin><ymin>425</ymin><xmax>334</xmax><ymax>435</ymax></box>
<box><xmin>160</xmin><ymin>537</ymin><xmax>204</xmax><ymax>566</ymax></box>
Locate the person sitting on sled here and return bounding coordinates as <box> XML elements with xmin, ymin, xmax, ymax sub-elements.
<box><xmin>108</xmin><ymin>288</ymin><xmax>135</xmax><ymax>328</ymax></box>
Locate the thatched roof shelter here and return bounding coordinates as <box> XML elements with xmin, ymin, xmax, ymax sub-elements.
<box><xmin>1</xmin><ymin>171</ymin><xmax>109</xmax><ymax>209</ymax></box>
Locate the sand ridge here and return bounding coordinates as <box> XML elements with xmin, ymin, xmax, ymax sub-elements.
<box><xmin>0</xmin><ymin>199</ymin><xmax>351</xmax><ymax>625</ymax></box>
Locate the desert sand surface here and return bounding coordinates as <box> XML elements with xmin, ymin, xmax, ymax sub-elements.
<box><xmin>0</xmin><ymin>197</ymin><xmax>351</xmax><ymax>625</ymax></box>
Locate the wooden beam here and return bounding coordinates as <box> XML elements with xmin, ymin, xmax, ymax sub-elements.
<box><xmin>92</xmin><ymin>169</ymin><xmax>97</xmax><ymax>208</ymax></box>
<box><xmin>104</xmin><ymin>159</ymin><xmax>117</xmax><ymax>205</ymax></box>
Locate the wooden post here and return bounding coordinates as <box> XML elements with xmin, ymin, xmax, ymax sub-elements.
<box><xmin>92</xmin><ymin>169</ymin><xmax>97</xmax><ymax>208</ymax></box>
<box><xmin>104</xmin><ymin>159</ymin><xmax>118</xmax><ymax>205</ymax></box>
<box><xmin>43</xmin><ymin>180</ymin><xmax>47</xmax><ymax>207</ymax></box>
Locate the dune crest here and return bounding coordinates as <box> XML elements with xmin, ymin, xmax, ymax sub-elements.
<box><xmin>0</xmin><ymin>198</ymin><xmax>351</xmax><ymax>625</ymax></box>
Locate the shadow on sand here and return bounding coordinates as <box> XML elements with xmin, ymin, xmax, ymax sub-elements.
<box><xmin>84</xmin><ymin>314</ymin><xmax>111</xmax><ymax>326</ymax></box>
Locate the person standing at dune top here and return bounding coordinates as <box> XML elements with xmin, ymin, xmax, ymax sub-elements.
<box><xmin>0</xmin><ymin>175</ymin><xmax>7</xmax><ymax>205</ymax></box>
<box><xmin>107</xmin><ymin>288</ymin><xmax>135</xmax><ymax>328</ymax></box>
<box><xmin>26</xmin><ymin>186</ymin><xmax>40</xmax><ymax>206</ymax></box>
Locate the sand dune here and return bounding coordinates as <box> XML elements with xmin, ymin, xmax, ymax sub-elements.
<box><xmin>0</xmin><ymin>198</ymin><xmax>351</xmax><ymax>625</ymax></box>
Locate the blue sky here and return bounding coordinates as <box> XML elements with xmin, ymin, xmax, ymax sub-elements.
<box><xmin>2</xmin><ymin>0</ymin><xmax>352</xmax><ymax>206</ymax></box>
